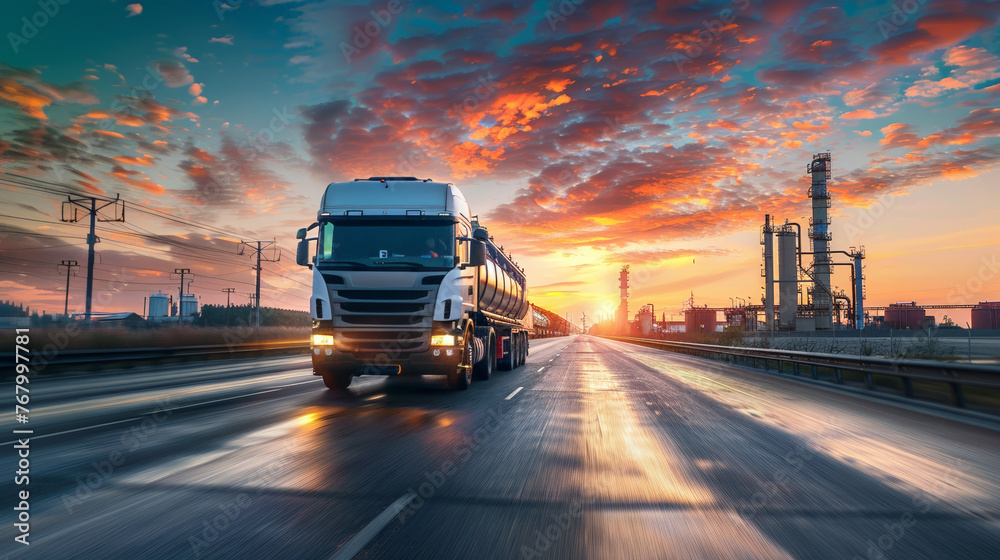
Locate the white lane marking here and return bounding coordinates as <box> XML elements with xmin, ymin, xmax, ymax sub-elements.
<box><xmin>537</xmin><ymin>367</ymin><xmax>545</xmax><ymax>373</ymax></box>
<box><xmin>329</xmin><ymin>494</ymin><xmax>416</xmax><ymax>560</ymax></box>
<box><xmin>505</xmin><ymin>387</ymin><xmax>523</xmax><ymax>400</ymax></box>
<box><xmin>0</xmin><ymin>388</ymin><xmax>280</xmax><ymax>446</ymax></box>
<box><xmin>271</xmin><ymin>379</ymin><xmax>323</xmax><ymax>388</ymax></box>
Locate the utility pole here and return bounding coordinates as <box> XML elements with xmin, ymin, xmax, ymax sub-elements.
<box><xmin>60</xmin><ymin>195</ymin><xmax>124</xmax><ymax>320</ymax></box>
<box><xmin>238</xmin><ymin>240</ymin><xmax>280</xmax><ymax>330</ymax></box>
<box><xmin>174</xmin><ymin>268</ymin><xmax>191</xmax><ymax>318</ymax></box>
<box><xmin>223</xmin><ymin>288</ymin><xmax>235</xmax><ymax>326</ymax></box>
<box><xmin>247</xmin><ymin>292</ymin><xmax>257</xmax><ymax>325</ymax></box>
<box><xmin>57</xmin><ymin>260</ymin><xmax>79</xmax><ymax>318</ymax></box>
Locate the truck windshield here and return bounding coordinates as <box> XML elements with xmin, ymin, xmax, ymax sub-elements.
<box><xmin>317</xmin><ymin>219</ymin><xmax>455</xmax><ymax>268</ymax></box>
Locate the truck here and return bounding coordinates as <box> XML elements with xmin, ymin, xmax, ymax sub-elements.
<box><xmin>295</xmin><ymin>176</ymin><xmax>531</xmax><ymax>391</ymax></box>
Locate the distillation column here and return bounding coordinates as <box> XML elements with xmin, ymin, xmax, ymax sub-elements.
<box><xmin>762</xmin><ymin>215</ymin><xmax>775</xmax><ymax>334</ymax></box>
<box><xmin>617</xmin><ymin>265</ymin><xmax>629</xmax><ymax>334</ymax></box>
<box><xmin>809</xmin><ymin>153</ymin><xmax>833</xmax><ymax>330</ymax></box>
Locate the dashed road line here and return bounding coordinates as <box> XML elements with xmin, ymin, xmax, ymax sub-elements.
<box><xmin>328</xmin><ymin>494</ymin><xmax>416</xmax><ymax>560</ymax></box>
<box><xmin>505</xmin><ymin>387</ymin><xmax>524</xmax><ymax>400</ymax></box>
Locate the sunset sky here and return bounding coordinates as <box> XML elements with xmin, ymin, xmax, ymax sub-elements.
<box><xmin>1</xmin><ymin>0</ymin><xmax>999</xmax><ymax>326</ymax></box>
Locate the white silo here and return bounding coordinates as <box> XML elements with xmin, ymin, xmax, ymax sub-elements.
<box><xmin>148</xmin><ymin>292</ymin><xmax>168</xmax><ymax>321</ymax></box>
<box><xmin>180</xmin><ymin>294</ymin><xmax>198</xmax><ymax>318</ymax></box>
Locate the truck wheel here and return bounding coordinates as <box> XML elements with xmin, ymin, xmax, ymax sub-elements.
<box><xmin>321</xmin><ymin>369</ymin><xmax>353</xmax><ymax>391</ymax></box>
<box><xmin>474</xmin><ymin>332</ymin><xmax>495</xmax><ymax>380</ymax></box>
<box><xmin>516</xmin><ymin>333</ymin><xmax>525</xmax><ymax>368</ymax></box>
<box><xmin>449</xmin><ymin>329</ymin><xmax>474</xmax><ymax>390</ymax></box>
<box><xmin>512</xmin><ymin>335</ymin><xmax>521</xmax><ymax>368</ymax></box>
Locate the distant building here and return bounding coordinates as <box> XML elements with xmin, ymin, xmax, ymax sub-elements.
<box><xmin>94</xmin><ymin>312</ymin><xmax>146</xmax><ymax>327</ymax></box>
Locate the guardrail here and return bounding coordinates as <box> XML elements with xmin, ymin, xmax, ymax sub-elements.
<box><xmin>1</xmin><ymin>340</ymin><xmax>310</xmax><ymax>374</ymax></box>
<box><xmin>603</xmin><ymin>336</ymin><xmax>1000</xmax><ymax>415</ymax></box>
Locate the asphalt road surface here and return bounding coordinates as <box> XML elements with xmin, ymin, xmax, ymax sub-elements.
<box><xmin>3</xmin><ymin>335</ymin><xmax>999</xmax><ymax>559</ymax></box>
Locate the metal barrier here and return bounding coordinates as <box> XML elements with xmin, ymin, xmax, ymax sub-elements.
<box><xmin>1</xmin><ymin>340</ymin><xmax>310</xmax><ymax>375</ymax></box>
<box><xmin>603</xmin><ymin>336</ymin><xmax>1000</xmax><ymax>413</ymax></box>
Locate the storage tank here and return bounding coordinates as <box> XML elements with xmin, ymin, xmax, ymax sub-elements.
<box><xmin>148</xmin><ymin>293</ymin><xmax>168</xmax><ymax>321</ymax></box>
<box><xmin>885</xmin><ymin>302</ymin><xmax>925</xmax><ymax>330</ymax></box>
<box><xmin>971</xmin><ymin>302</ymin><xmax>1000</xmax><ymax>329</ymax></box>
<box><xmin>180</xmin><ymin>294</ymin><xmax>199</xmax><ymax>318</ymax></box>
<box><xmin>474</xmin><ymin>228</ymin><xmax>528</xmax><ymax>320</ymax></box>
<box><xmin>685</xmin><ymin>308</ymin><xmax>717</xmax><ymax>335</ymax></box>
<box><xmin>777</xmin><ymin>229</ymin><xmax>798</xmax><ymax>330</ymax></box>
<box><xmin>638</xmin><ymin>304</ymin><xmax>654</xmax><ymax>336</ymax></box>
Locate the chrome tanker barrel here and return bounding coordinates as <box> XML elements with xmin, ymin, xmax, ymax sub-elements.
<box><xmin>473</xmin><ymin>227</ymin><xmax>528</xmax><ymax>320</ymax></box>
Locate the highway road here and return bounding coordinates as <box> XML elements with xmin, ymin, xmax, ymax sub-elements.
<box><xmin>3</xmin><ymin>335</ymin><xmax>1000</xmax><ymax>559</ymax></box>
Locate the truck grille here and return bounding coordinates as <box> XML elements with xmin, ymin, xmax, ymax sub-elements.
<box><xmin>330</xmin><ymin>286</ymin><xmax>435</xmax><ymax>359</ymax></box>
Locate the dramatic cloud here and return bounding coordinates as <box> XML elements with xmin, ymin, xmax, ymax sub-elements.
<box><xmin>151</xmin><ymin>59</ymin><xmax>194</xmax><ymax>88</ymax></box>
<box><xmin>3</xmin><ymin>0</ymin><xmax>1000</xmax><ymax>317</ymax></box>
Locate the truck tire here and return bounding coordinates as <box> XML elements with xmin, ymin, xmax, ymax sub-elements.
<box><xmin>473</xmin><ymin>331</ymin><xmax>495</xmax><ymax>380</ymax></box>
<box><xmin>449</xmin><ymin>329</ymin><xmax>474</xmax><ymax>390</ymax></box>
<box><xmin>321</xmin><ymin>369</ymin><xmax>353</xmax><ymax>392</ymax></box>
<box><xmin>516</xmin><ymin>333</ymin><xmax>525</xmax><ymax>368</ymax></box>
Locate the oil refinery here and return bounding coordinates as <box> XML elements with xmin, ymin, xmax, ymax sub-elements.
<box><xmin>606</xmin><ymin>153</ymin><xmax>999</xmax><ymax>337</ymax></box>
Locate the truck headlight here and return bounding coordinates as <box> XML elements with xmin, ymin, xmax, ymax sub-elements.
<box><xmin>431</xmin><ymin>334</ymin><xmax>456</xmax><ymax>346</ymax></box>
<box><xmin>312</xmin><ymin>334</ymin><xmax>335</xmax><ymax>346</ymax></box>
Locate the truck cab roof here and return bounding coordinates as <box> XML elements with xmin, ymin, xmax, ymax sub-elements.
<box><xmin>320</xmin><ymin>178</ymin><xmax>471</xmax><ymax>222</ymax></box>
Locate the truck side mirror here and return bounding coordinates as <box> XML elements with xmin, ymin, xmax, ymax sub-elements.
<box><xmin>296</xmin><ymin>239</ymin><xmax>310</xmax><ymax>267</ymax></box>
<box><xmin>469</xmin><ymin>240</ymin><xmax>487</xmax><ymax>267</ymax></box>
<box><xmin>296</xmin><ymin>228</ymin><xmax>308</xmax><ymax>240</ymax></box>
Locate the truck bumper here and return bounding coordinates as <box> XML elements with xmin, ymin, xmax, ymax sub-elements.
<box><xmin>311</xmin><ymin>346</ymin><xmax>461</xmax><ymax>377</ymax></box>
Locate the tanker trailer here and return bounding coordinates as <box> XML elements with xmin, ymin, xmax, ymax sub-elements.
<box><xmin>295</xmin><ymin>177</ymin><xmax>531</xmax><ymax>391</ymax></box>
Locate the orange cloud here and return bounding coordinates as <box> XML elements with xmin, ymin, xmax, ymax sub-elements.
<box><xmin>0</xmin><ymin>79</ymin><xmax>52</xmax><ymax>120</ymax></box>
<box><xmin>113</xmin><ymin>154</ymin><xmax>156</xmax><ymax>166</ymax></box>
<box><xmin>841</xmin><ymin>109</ymin><xmax>879</xmax><ymax>119</ymax></box>
<box><xmin>444</xmin><ymin>141</ymin><xmax>504</xmax><ymax>177</ymax></box>
<box><xmin>872</xmin><ymin>13</ymin><xmax>993</xmax><ymax>64</ymax></box>
<box><xmin>792</xmin><ymin>120</ymin><xmax>829</xmax><ymax>131</ymax></box>
<box><xmin>545</xmin><ymin>79</ymin><xmax>573</xmax><ymax>93</ymax></box>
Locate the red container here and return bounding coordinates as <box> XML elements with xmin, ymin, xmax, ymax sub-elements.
<box><xmin>685</xmin><ymin>308</ymin><xmax>717</xmax><ymax>334</ymax></box>
<box><xmin>971</xmin><ymin>302</ymin><xmax>1000</xmax><ymax>329</ymax></box>
<box><xmin>885</xmin><ymin>303</ymin><xmax>926</xmax><ymax>330</ymax></box>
